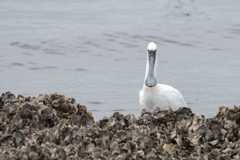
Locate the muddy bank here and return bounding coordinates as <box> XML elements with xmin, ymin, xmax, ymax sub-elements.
<box><xmin>0</xmin><ymin>92</ymin><xmax>240</xmax><ymax>159</ymax></box>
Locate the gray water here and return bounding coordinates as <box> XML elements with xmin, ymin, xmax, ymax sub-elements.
<box><xmin>1</xmin><ymin>0</ymin><xmax>240</xmax><ymax>120</ymax></box>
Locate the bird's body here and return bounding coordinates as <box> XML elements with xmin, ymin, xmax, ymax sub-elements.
<box><xmin>139</xmin><ymin>42</ymin><xmax>187</xmax><ymax>111</ymax></box>
<box><xmin>139</xmin><ymin>84</ymin><xmax>187</xmax><ymax>111</ymax></box>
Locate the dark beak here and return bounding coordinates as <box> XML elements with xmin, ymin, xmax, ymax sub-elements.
<box><xmin>145</xmin><ymin>50</ymin><xmax>157</xmax><ymax>87</ymax></box>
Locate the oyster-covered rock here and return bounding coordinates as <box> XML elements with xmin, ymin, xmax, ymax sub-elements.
<box><xmin>1</xmin><ymin>92</ymin><xmax>240</xmax><ymax>159</ymax></box>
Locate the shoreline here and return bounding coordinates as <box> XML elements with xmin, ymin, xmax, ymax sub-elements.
<box><xmin>0</xmin><ymin>92</ymin><xmax>240</xmax><ymax>159</ymax></box>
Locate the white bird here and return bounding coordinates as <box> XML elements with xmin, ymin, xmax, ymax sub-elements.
<box><xmin>139</xmin><ymin>42</ymin><xmax>187</xmax><ymax>112</ymax></box>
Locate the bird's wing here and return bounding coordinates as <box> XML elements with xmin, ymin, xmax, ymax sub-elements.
<box><xmin>139</xmin><ymin>89</ymin><xmax>144</xmax><ymax>107</ymax></box>
<box><xmin>160</xmin><ymin>85</ymin><xmax>187</xmax><ymax>109</ymax></box>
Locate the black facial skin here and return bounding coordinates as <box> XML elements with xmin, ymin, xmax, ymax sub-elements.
<box><xmin>145</xmin><ymin>50</ymin><xmax>157</xmax><ymax>87</ymax></box>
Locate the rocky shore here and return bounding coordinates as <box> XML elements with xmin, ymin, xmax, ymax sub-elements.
<box><xmin>0</xmin><ymin>92</ymin><xmax>240</xmax><ymax>159</ymax></box>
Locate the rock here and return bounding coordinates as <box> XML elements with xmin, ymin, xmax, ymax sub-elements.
<box><xmin>13</xmin><ymin>131</ymin><xmax>24</xmax><ymax>147</ymax></box>
<box><xmin>116</xmin><ymin>130</ymin><xmax>126</xmax><ymax>139</ymax></box>
<box><xmin>125</xmin><ymin>114</ymin><xmax>135</xmax><ymax>125</ymax></box>
<box><xmin>5</xmin><ymin>101</ymin><xmax>20</xmax><ymax>115</ymax></box>
<box><xmin>1</xmin><ymin>92</ymin><xmax>240</xmax><ymax>159</ymax></box>
<box><xmin>222</xmin><ymin>148</ymin><xmax>234</xmax><ymax>157</ymax></box>
<box><xmin>205</xmin><ymin>129</ymin><xmax>213</xmax><ymax>142</ymax></box>
<box><xmin>135</xmin><ymin>150</ymin><xmax>145</xmax><ymax>159</ymax></box>
<box><xmin>40</xmin><ymin>106</ymin><xmax>53</xmax><ymax>121</ymax></box>
<box><xmin>224</xmin><ymin>120</ymin><xmax>236</xmax><ymax>130</ymax></box>
<box><xmin>209</xmin><ymin>139</ymin><xmax>219</xmax><ymax>146</ymax></box>
<box><xmin>208</xmin><ymin>149</ymin><xmax>221</xmax><ymax>160</ymax></box>
<box><xmin>54</xmin><ymin>148</ymin><xmax>67</xmax><ymax>159</ymax></box>
<box><xmin>189</xmin><ymin>115</ymin><xmax>207</xmax><ymax>136</ymax></box>
<box><xmin>163</xmin><ymin>144</ymin><xmax>175</xmax><ymax>155</ymax></box>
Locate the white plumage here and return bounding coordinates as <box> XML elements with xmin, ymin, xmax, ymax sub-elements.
<box><xmin>139</xmin><ymin>42</ymin><xmax>187</xmax><ymax>112</ymax></box>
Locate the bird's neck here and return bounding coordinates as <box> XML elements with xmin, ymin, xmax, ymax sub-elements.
<box><xmin>144</xmin><ymin>55</ymin><xmax>158</xmax><ymax>82</ymax></box>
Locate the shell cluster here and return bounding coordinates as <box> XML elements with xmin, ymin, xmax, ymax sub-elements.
<box><xmin>1</xmin><ymin>92</ymin><xmax>240</xmax><ymax>159</ymax></box>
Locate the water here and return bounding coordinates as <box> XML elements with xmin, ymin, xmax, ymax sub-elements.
<box><xmin>1</xmin><ymin>0</ymin><xmax>240</xmax><ymax>120</ymax></box>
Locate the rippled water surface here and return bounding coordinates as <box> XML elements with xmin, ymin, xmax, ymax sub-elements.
<box><xmin>1</xmin><ymin>0</ymin><xmax>240</xmax><ymax>120</ymax></box>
